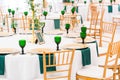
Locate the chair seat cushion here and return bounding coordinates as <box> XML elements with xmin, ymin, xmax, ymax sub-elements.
<box><xmin>77</xmin><ymin>65</ymin><xmax>113</xmax><ymax>79</ymax></box>
<box><xmin>98</xmin><ymin>46</ymin><xmax>108</xmax><ymax>55</ymax></box>
<box><xmin>98</xmin><ymin>56</ymin><xmax>120</xmax><ymax>68</ymax></box>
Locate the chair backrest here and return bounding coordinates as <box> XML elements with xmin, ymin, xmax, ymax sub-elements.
<box><xmin>21</xmin><ymin>15</ymin><xmax>31</xmax><ymax>30</ymax></box>
<box><xmin>87</xmin><ymin>3</ymin><xmax>98</xmax><ymax>21</ymax></box>
<box><xmin>99</xmin><ymin>22</ymin><xmax>117</xmax><ymax>47</ymax></box>
<box><xmin>87</xmin><ymin>11</ymin><xmax>99</xmax><ymax>38</ymax></box>
<box><xmin>43</xmin><ymin>49</ymin><xmax>75</xmax><ymax>80</ymax></box>
<box><xmin>103</xmin><ymin>41</ymin><xmax>120</xmax><ymax>78</ymax></box>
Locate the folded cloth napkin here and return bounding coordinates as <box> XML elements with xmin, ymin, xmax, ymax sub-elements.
<box><xmin>80</xmin><ymin>15</ymin><xmax>83</xmax><ymax>24</ymax></box>
<box><xmin>38</xmin><ymin>54</ymin><xmax>56</xmax><ymax>74</ymax></box>
<box><xmin>0</xmin><ymin>54</ymin><xmax>7</xmax><ymax>75</ymax></box>
<box><xmin>118</xmin><ymin>5</ymin><xmax>120</xmax><ymax>12</ymax></box>
<box><xmin>108</xmin><ymin>5</ymin><xmax>113</xmax><ymax>13</ymax></box>
<box><xmin>54</xmin><ymin>19</ymin><xmax>60</xmax><ymax>29</ymax></box>
<box><xmin>76</xmin><ymin>6</ymin><xmax>78</xmax><ymax>13</ymax></box>
<box><xmin>81</xmin><ymin>48</ymin><xmax>91</xmax><ymax>66</ymax></box>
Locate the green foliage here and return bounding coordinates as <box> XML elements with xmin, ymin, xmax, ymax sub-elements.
<box><xmin>84</xmin><ymin>1</ymin><xmax>86</xmax><ymax>4</ymax></box>
<box><xmin>43</xmin><ymin>11</ymin><xmax>48</xmax><ymax>16</ymax></box>
<box><xmin>11</xmin><ymin>21</ymin><xmax>17</xmax><ymax>28</ymax></box>
<box><xmin>110</xmin><ymin>0</ymin><xmax>112</xmax><ymax>3</ymax></box>
<box><xmin>64</xmin><ymin>6</ymin><xmax>66</xmax><ymax>11</ymax></box>
<box><xmin>65</xmin><ymin>23</ymin><xmax>70</xmax><ymax>30</ymax></box>
<box><xmin>71</xmin><ymin>7</ymin><xmax>76</xmax><ymax>14</ymax></box>
<box><xmin>61</xmin><ymin>10</ymin><xmax>65</xmax><ymax>15</ymax></box>
<box><xmin>99</xmin><ymin>0</ymin><xmax>102</xmax><ymax>3</ymax></box>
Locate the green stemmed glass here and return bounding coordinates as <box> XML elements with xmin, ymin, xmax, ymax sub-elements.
<box><xmin>19</xmin><ymin>39</ymin><xmax>26</xmax><ymax>54</ymax></box>
<box><xmin>54</xmin><ymin>36</ymin><xmax>61</xmax><ymax>51</ymax></box>
<box><xmin>8</xmin><ymin>9</ymin><xmax>11</xmax><ymax>15</ymax></box>
<box><xmin>80</xmin><ymin>32</ymin><xmax>86</xmax><ymax>44</ymax></box>
<box><xmin>65</xmin><ymin>23</ymin><xmax>70</xmax><ymax>34</ymax></box>
<box><xmin>24</xmin><ymin>11</ymin><xmax>28</xmax><ymax>16</ymax></box>
<box><xmin>11</xmin><ymin>10</ymin><xmax>15</xmax><ymax>17</ymax></box>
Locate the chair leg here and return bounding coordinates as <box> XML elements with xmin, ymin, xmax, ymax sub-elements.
<box><xmin>76</xmin><ymin>75</ymin><xmax>79</xmax><ymax>80</ymax></box>
<box><xmin>113</xmin><ymin>73</ymin><xmax>116</xmax><ymax>80</ymax></box>
<box><xmin>118</xmin><ymin>67</ymin><xmax>120</xmax><ymax>79</ymax></box>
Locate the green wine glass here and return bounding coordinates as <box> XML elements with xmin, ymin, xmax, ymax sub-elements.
<box><xmin>8</xmin><ymin>9</ymin><xmax>11</xmax><ymax>15</ymax></box>
<box><xmin>19</xmin><ymin>39</ymin><xmax>26</xmax><ymax>54</ymax></box>
<box><xmin>65</xmin><ymin>23</ymin><xmax>70</xmax><ymax>34</ymax></box>
<box><xmin>54</xmin><ymin>36</ymin><xmax>61</xmax><ymax>51</ymax></box>
<box><xmin>24</xmin><ymin>11</ymin><xmax>28</xmax><ymax>16</ymax></box>
<box><xmin>80</xmin><ymin>32</ymin><xmax>86</xmax><ymax>44</ymax></box>
<box><xmin>11</xmin><ymin>10</ymin><xmax>15</xmax><ymax>17</ymax></box>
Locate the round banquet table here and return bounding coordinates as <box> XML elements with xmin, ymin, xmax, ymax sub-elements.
<box><xmin>0</xmin><ymin>33</ymin><xmax>98</xmax><ymax>80</ymax></box>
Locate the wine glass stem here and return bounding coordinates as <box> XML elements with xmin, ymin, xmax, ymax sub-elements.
<box><xmin>22</xmin><ymin>48</ymin><xmax>24</xmax><ymax>54</ymax></box>
<box><xmin>67</xmin><ymin>29</ymin><xmax>68</xmax><ymax>34</ymax></box>
<box><xmin>82</xmin><ymin>38</ymin><xmax>84</xmax><ymax>44</ymax></box>
<box><xmin>57</xmin><ymin>44</ymin><xmax>59</xmax><ymax>51</ymax></box>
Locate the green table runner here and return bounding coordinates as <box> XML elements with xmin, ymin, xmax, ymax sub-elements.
<box><xmin>0</xmin><ymin>54</ymin><xmax>7</xmax><ymax>75</ymax></box>
<box><xmin>81</xmin><ymin>48</ymin><xmax>91</xmax><ymax>66</ymax></box>
<box><xmin>54</xmin><ymin>19</ymin><xmax>60</xmax><ymax>29</ymax></box>
<box><xmin>38</xmin><ymin>54</ymin><xmax>56</xmax><ymax>74</ymax></box>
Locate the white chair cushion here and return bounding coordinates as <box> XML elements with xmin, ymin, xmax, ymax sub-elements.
<box><xmin>98</xmin><ymin>56</ymin><xmax>120</xmax><ymax>66</ymax></box>
<box><xmin>98</xmin><ymin>46</ymin><xmax>108</xmax><ymax>55</ymax></box>
<box><xmin>77</xmin><ymin>65</ymin><xmax>113</xmax><ymax>79</ymax></box>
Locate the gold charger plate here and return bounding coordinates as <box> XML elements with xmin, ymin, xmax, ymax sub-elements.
<box><xmin>0</xmin><ymin>32</ymin><xmax>14</xmax><ymax>37</ymax></box>
<box><xmin>62</xmin><ymin>43</ymin><xmax>88</xmax><ymax>50</ymax></box>
<box><xmin>45</xmin><ymin>30</ymin><xmax>64</xmax><ymax>35</ymax></box>
<box><xmin>27</xmin><ymin>48</ymin><xmax>55</xmax><ymax>54</ymax></box>
<box><xmin>65</xmin><ymin>33</ymin><xmax>79</xmax><ymax>38</ymax></box>
<box><xmin>0</xmin><ymin>48</ymin><xmax>20</xmax><ymax>54</ymax></box>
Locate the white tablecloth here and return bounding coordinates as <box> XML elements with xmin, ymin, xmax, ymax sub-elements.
<box><xmin>0</xmin><ymin>33</ymin><xmax>98</xmax><ymax>80</ymax></box>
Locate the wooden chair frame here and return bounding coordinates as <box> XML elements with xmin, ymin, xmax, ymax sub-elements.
<box><xmin>76</xmin><ymin>41</ymin><xmax>120</xmax><ymax>80</ymax></box>
<box><xmin>43</xmin><ymin>49</ymin><xmax>75</xmax><ymax>80</ymax></box>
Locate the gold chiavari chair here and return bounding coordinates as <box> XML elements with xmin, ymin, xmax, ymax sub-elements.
<box><xmin>87</xmin><ymin>3</ymin><xmax>98</xmax><ymax>21</ymax></box>
<box><xmin>86</xmin><ymin>11</ymin><xmax>100</xmax><ymax>39</ymax></box>
<box><xmin>98</xmin><ymin>41</ymin><xmax>120</xmax><ymax>80</ymax></box>
<box><xmin>35</xmin><ymin>49</ymin><xmax>75</xmax><ymax>80</ymax></box>
<box><xmin>76</xmin><ymin>41</ymin><xmax>120</xmax><ymax>80</ymax></box>
<box><xmin>98</xmin><ymin>22</ymin><xmax>117</xmax><ymax>56</ymax></box>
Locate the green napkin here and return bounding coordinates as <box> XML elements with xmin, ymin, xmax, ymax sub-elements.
<box><xmin>80</xmin><ymin>15</ymin><xmax>83</xmax><ymax>24</ymax></box>
<box><xmin>81</xmin><ymin>48</ymin><xmax>91</xmax><ymax>66</ymax></box>
<box><xmin>54</xmin><ymin>19</ymin><xmax>60</xmax><ymax>29</ymax></box>
<box><xmin>108</xmin><ymin>5</ymin><xmax>113</xmax><ymax>13</ymax></box>
<box><xmin>76</xmin><ymin>6</ymin><xmax>78</xmax><ymax>13</ymax></box>
<box><xmin>0</xmin><ymin>54</ymin><xmax>7</xmax><ymax>75</ymax></box>
<box><xmin>118</xmin><ymin>5</ymin><xmax>120</xmax><ymax>12</ymax></box>
<box><xmin>38</xmin><ymin>54</ymin><xmax>56</xmax><ymax>74</ymax></box>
